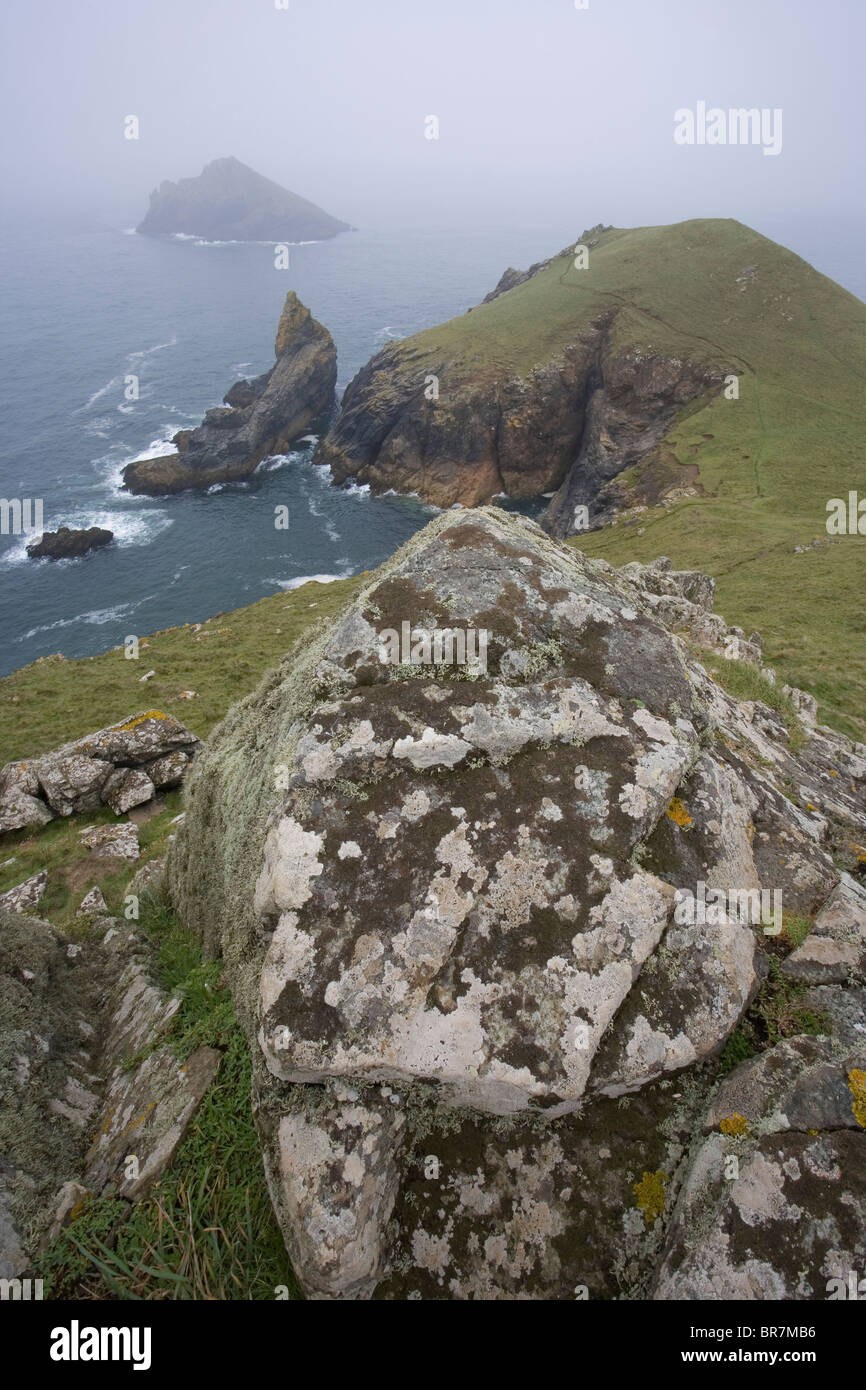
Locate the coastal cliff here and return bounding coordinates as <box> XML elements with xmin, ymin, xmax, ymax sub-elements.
<box><xmin>312</xmin><ymin>222</ymin><xmax>730</xmax><ymax>512</ymax></box>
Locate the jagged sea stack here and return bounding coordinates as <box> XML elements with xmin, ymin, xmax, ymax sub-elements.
<box><xmin>123</xmin><ymin>292</ymin><xmax>336</xmax><ymax>496</ymax></box>
<box><xmin>168</xmin><ymin>509</ymin><xmax>866</xmax><ymax>1299</ymax></box>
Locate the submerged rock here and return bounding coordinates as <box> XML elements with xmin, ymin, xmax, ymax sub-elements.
<box><xmin>167</xmin><ymin>508</ymin><xmax>866</xmax><ymax>1298</ymax></box>
<box><xmin>122</xmin><ymin>293</ymin><xmax>337</xmax><ymax>495</ymax></box>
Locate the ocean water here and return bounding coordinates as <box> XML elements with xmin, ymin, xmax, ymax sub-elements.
<box><xmin>0</xmin><ymin>217</ymin><xmax>568</xmax><ymax>678</ymax></box>
<box><xmin>0</xmin><ymin>211</ymin><xmax>863</xmax><ymax>679</ymax></box>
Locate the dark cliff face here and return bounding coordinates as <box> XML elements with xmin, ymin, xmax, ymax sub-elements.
<box><xmin>313</xmin><ymin>306</ymin><xmax>719</xmax><ymax>516</ymax></box>
<box><xmin>136</xmin><ymin>156</ymin><xmax>351</xmax><ymax>243</ymax></box>
<box><xmin>542</xmin><ymin>347</ymin><xmax>721</xmax><ymax>537</ymax></box>
<box><xmin>122</xmin><ymin>293</ymin><xmax>337</xmax><ymax>497</ymax></box>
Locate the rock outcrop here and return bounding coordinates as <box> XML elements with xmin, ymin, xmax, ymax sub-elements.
<box><xmin>26</xmin><ymin>527</ymin><xmax>113</xmax><ymax>561</ymax></box>
<box><xmin>123</xmin><ymin>293</ymin><xmax>337</xmax><ymax>496</ymax></box>
<box><xmin>167</xmin><ymin>508</ymin><xmax>866</xmax><ymax>1298</ymax></box>
<box><xmin>0</xmin><ymin>904</ymin><xmax>219</xmax><ymax>1278</ymax></box>
<box><xmin>136</xmin><ymin>156</ymin><xmax>351</xmax><ymax>243</ymax></box>
<box><xmin>0</xmin><ymin>710</ymin><xmax>199</xmax><ymax>833</ymax></box>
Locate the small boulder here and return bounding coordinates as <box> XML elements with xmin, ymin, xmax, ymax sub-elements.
<box><xmin>76</xmin><ymin>710</ymin><xmax>199</xmax><ymax>767</ymax></box>
<box><xmin>77</xmin><ymin>886</ymin><xmax>108</xmax><ymax>917</ymax></box>
<box><xmin>0</xmin><ymin>871</ymin><xmax>47</xmax><ymax>914</ymax></box>
<box><xmin>44</xmin><ymin>1182</ymin><xmax>92</xmax><ymax>1246</ymax></box>
<box><xmin>144</xmin><ymin>749</ymin><xmax>189</xmax><ymax>790</ymax></box>
<box><xmin>127</xmin><ymin>856</ymin><xmax>166</xmax><ymax>901</ymax></box>
<box><xmin>0</xmin><ymin>762</ymin><xmax>39</xmax><ymax>799</ymax></box>
<box><xmin>0</xmin><ymin>792</ymin><xmax>54</xmax><ymax>834</ymax></box>
<box><xmin>79</xmin><ymin>823</ymin><xmax>140</xmax><ymax>860</ymax></box>
<box><xmin>34</xmin><ymin>752</ymin><xmax>113</xmax><ymax>817</ymax></box>
<box><xmin>101</xmin><ymin>767</ymin><xmax>156</xmax><ymax>815</ymax></box>
<box><xmin>85</xmin><ymin>1043</ymin><xmax>221</xmax><ymax>1200</ymax></box>
<box><xmin>655</xmin><ymin>1037</ymin><xmax>866</xmax><ymax>1300</ymax></box>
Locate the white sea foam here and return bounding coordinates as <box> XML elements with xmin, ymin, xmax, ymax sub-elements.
<box><xmin>258</xmin><ymin>451</ymin><xmax>303</xmax><ymax>473</ymax></box>
<box><xmin>126</xmin><ymin>337</ymin><xmax>177</xmax><ymax>362</ymax></box>
<box><xmin>16</xmin><ymin>596</ymin><xmax>155</xmax><ymax>643</ymax></box>
<box><xmin>77</xmin><ymin>339</ymin><xmax>176</xmax><ymax>414</ymax></box>
<box><xmin>380</xmin><ymin>487</ymin><xmax>439</xmax><ymax>512</ymax></box>
<box><xmin>100</xmin><ymin>428</ymin><xmax>178</xmax><ymax>493</ymax></box>
<box><xmin>168</xmin><ymin>234</ymin><xmax>325</xmax><ymax>247</ymax></box>
<box><xmin>1</xmin><ymin>508</ymin><xmax>173</xmax><ymax>566</ymax></box>
<box><xmin>128</xmin><ymin>431</ymin><xmax>177</xmax><ymax>462</ymax></box>
<box><xmin>270</xmin><ymin>571</ymin><xmax>353</xmax><ymax>591</ymax></box>
<box><xmin>82</xmin><ymin>377</ymin><xmax>122</xmax><ymax>409</ymax></box>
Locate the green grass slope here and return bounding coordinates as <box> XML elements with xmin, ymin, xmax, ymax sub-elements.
<box><xmin>0</xmin><ymin>576</ymin><xmax>365</xmax><ymax>768</ymax></box>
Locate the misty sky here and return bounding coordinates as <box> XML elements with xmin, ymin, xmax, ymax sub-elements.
<box><xmin>1</xmin><ymin>0</ymin><xmax>863</xmax><ymax>238</ymax></box>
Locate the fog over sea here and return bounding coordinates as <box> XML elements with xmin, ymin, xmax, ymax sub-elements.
<box><xmin>0</xmin><ymin>208</ymin><xmax>862</xmax><ymax>678</ymax></box>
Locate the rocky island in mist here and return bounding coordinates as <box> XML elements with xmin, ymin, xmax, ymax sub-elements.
<box><xmin>136</xmin><ymin>156</ymin><xmax>351</xmax><ymax>243</ymax></box>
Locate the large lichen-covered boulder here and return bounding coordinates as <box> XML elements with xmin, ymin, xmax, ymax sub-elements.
<box><xmin>168</xmin><ymin>508</ymin><xmax>866</xmax><ymax>1298</ymax></box>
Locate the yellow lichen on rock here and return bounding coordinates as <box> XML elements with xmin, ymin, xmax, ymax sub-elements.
<box><xmin>633</xmin><ymin>1170</ymin><xmax>667</xmax><ymax>1224</ymax></box>
<box><xmin>848</xmin><ymin>1069</ymin><xmax>866</xmax><ymax>1127</ymax></box>
<box><xmin>719</xmin><ymin>1112</ymin><xmax>749</xmax><ymax>1136</ymax></box>
<box><xmin>666</xmin><ymin>798</ymin><xmax>693</xmax><ymax>828</ymax></box>
<box><xmin>114</xmin><ymin>710</ymin><xmax>169</xmax><ymax>732</ymax></box>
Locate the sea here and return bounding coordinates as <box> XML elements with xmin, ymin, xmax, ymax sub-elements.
<box><xmin>0</xmin><ymin>208</ymin><xmax>863</xmax><ymax>679</ymax></box>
